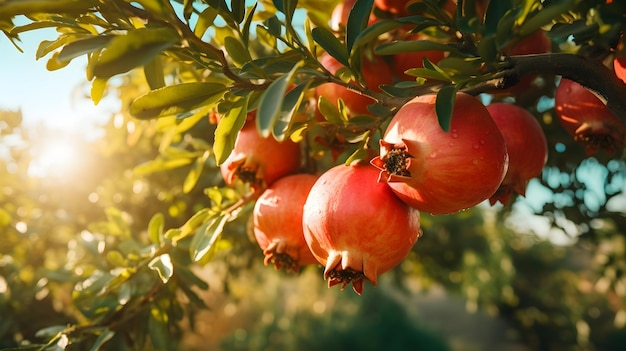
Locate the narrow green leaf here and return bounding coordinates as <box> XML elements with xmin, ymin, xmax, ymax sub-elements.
<box><xmin>346</xmin><ymin>0</ymin><xmax>374</xmax><ymax>53</ymax></box>
<box><xmin>404</xmin><ymin>67</ymin><xmax>451</xmax><ymax>81</ymax></box>
<box><xmin>133</xmin><ymin>158</ymin><xmax>193</xmax><ymax>175</ymax></box>
<box><xmin>317</xmin><ymin>95</ymin><xmax>347</xmax><ymax>125</ymax></box>
<box><xmin>183</xmin><ymin>151</ymin><xmax>210</xmax><ymax>193</ymax></box>
<box><xmin>483</xmin><ymin>0</ymin><xmax>512</xmax><ymax>36</ymax></box>
<box><xmin>214</xmin><ymin>96</ymin><xmax>249</xmax><ymax>165</ymax></box>
<box><xmin>148</xmin><ymin>213</ymin><xmax>164</xmax><ymax>245</ymax></box>
<box><xmin>58</xmin><ymin>35</ymin><xmax>113</xmax><ymax>63</ymax></box>
<box><xmin>90</xmin><ymin>77</ymin><xmax>108</xmax><ymax>105</ymax></box>
<box><xmin>88</xmin><ymin>330</ymin><xmax>115</xmax><ymax>351</ymax></box>
<box><xmin>194</xmin><ymin>7</ymin><xmax>218</xmax><ymax>38</ymax></box>
<box><xmin>144</xmin><ymin>56</ymin><xmax>166</xmax><ymax>90</ymax></box>
<box><xmin>256</xmin><ymin>61</ymin><xmax>302</xmax><ymax>138</ymax></box>
<box><xmin>241</xmin><ymin>3</ymin><xmax>257</xmax><ymax>46</ymax></box>
<box><xmin>191</xmin><ymin>214</ymin><xmax>229</xmax><ymax>262</ymax></box>
<box><xmin>351</xmin><ymin>19</ymin><xmax>399</xmax><ymax>54</ymax></box>
<box><xmin>93</xmin><ymin>27</ymin><xmax>180</xmax><ymax>79</ymax></box>
<box><xmin>148</xmin><ymin>254</ymin><xmax>174</xmax><ymax>284</ymax></box>
<box><xmin>375</xmin><ymin>40</ymin><xmax>461</xmax><ymax>56</ymax></box>
<box><xmin>129</xmin><ymin>82</ymin><xmax>226</xmax><ymax>119</ymax></box>
<box><xmin>272</xmin><ymin>82</ymin><xmax>308</xmax><ymax>141</ymax></box>
<box><xmin>435</xmin><ymin>85</ymin><xmax>456</xmax><ymax>132</ymax></box>
<box><xmin>224</xmin><ymin>36</ymin><xmax>252</xmax><ymax>66</ymax></box>
<box><xmin>0</xmin><ymin>0</ymin><xmax>98</xmax><ymax>17</ymax></box>
<box><xmin>517</xmin><ymin>0</ymin><xmax>574</xmax><ymax>37</ymax></box>
<box><xmin>312</xmin><ymin>27</ymin><xmax>349</xmax><ymax>67</ymax></box>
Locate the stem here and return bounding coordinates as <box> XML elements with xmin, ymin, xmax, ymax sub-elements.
<box><xmin>464</xmin><ymin>53</ymin><xmax>626</xmax><ymax>127</ymax></box>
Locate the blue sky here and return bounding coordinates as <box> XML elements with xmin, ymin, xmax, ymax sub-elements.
<box><xmin>0</xmin><ymin>22</ymin><xmax>114</xmax><ymax>133</ymax></box>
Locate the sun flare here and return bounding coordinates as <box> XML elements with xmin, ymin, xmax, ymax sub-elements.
<box><xmin>29</xmin><ymin>136</ymin><xmax>85</xmax><ymax>178</ymax></box>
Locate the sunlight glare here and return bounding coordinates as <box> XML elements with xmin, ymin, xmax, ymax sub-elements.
<box><xmin>29</xmin><ymin>137</ymin><xmax>85</xmax><ymax>178</ymax></box>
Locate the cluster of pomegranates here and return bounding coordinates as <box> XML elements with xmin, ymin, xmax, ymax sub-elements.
<box><xmin>214</xmin><ymin>0</ymin><xmax>625</xmax><ymax>295</ymax></box>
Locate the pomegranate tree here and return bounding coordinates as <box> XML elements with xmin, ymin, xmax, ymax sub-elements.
<box><xmin>253</xmin><ymin>174</ymin><xmax>319</xmax><ymax>272</ymax></box>
<box><xmin>371</xmin><ymin>92</ymin><xmax>509</xmax><ymax>214</ymax></box>
<box><xmin>302</xmin><ymin>163</ymin><xmax>421</xmax><ymax>295</ymax></box>
<box><xmin>391</xmin><ymin>33</ymin><xmax>446</xmax><ymax>82</ymax></box>
<box><xmin>554</xmin><ymin>78</ymin><xmax>625</xmax><ymax>156</ymax></box>
<box><xmin>220</xmin><ymin>115</ymin><xmax>302</xmax><ymax>191</ymax></box>
<box><xmin>486</xmin><ymin>103</ymin><xmax>548</xmax><ymax>206</ymax></box>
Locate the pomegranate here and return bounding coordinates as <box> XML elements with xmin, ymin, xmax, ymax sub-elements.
<box><xmin>614</xmin><ymin>56</ymin><xmax>626</xmax><ymax>84</ymax></box>
<box><xmin>220</xmin><ymin>114</ymin><xmax>301</xmax><ymax>191</ymax></box>
<box><xmin>371</xmin><ymin>92</ymin><xmax>509</xmax><ymax>214</ymax></box>
<box><xmin>315</xmin><ymin>53</ymin><xmax>393</xmax><ymax>117</ymax></box>
<box><xmin>486</xmin><ymin>103</ymin><xmax>548</xmax><ymax>206</ymax></box>
<box><xmin>253</xmin><ymin>173</ymin><xmax>319</xmax><ymax>272</ymax></box>
<box><xmin>302</xmin><ymin>163</ymin><xmax>421</xmax><ymax>295</ymax></box>
<box><xmin>554</xmin><ymin>78</ymin><xmax>625</xmax><ymax>156</ymax></box>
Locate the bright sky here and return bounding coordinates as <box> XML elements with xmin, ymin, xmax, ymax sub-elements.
<box><xmin>0</xmin><ymin>22</ymin><xmax>115</xmax><ymax>134</ymax></box>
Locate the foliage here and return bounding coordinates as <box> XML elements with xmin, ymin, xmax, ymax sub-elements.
<box><xmin>1</xmin><ymin>0</ymin><xmax>626</xmax><ymax>350</ymax></box>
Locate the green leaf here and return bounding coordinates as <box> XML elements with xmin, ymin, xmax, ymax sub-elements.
<box><xmin>435</xmin><ymin>85</ymin><xmax>456</xmax><ymax>132</ymax></box>
<box><xmin>93</xmin><ymin>27</ymin><xmax>180</xmax><ymax>79</ymax></box>
<box><xmin>144</xmin><ymin>56</ymin><xmax>166</xmax><ymax>90</ymax></box>
<box><xmin>0</xmin><ymin>0</ymin><xmax>98</xmax><ymax>17</ymax></box>
<box><xmin>224</xmin><ymin>36</ymin><xmax>253</xmax><ymax>66</ymax></box>
<box><xmin>183</xmin><ymin>151</ymin><xmax>210</xmax><ymax>193</ymax></box>
<box><xmin>133</xmin><ymin>157</ymin><xmax>193</xmax><ymax>175</ymax></box>
<box><xmin>90</xmin><ymin>77</ymin><xmax>108</xmax><ymax>105</ymax></box>
<box><xmin>57</xmin><ymin>35</ymin><xmax>113</xmax><ymax>63</ymax></box>
<box><xmin>256</xmin><ymin>61</ymin><xmax>302</xmax><ymax>138</ymax></box>
<box><xmin>88</xmin><ymin>330</ymin><xmax>115</xmax><ymax>351</ymax></box>
<box><xmin>312</xmin><ymin>27</ymin><xmax>349</xmax><ymax>67</ymax></box>
<box><xmin>317</xmin><ymin>95</ymin><xmax>347</xmax><ymax>125</ymax></box>
<box><xmin>273</xmin><ymin>81</ymin><xmax>308</xmax><ymax>141</ymax></box>
<box><xmin>191</xmin><ymin>213</ymin><xmax>229</xmax><ymax>262</ymax></box>
<box><xmin>346</xmin><ymin>0</ymin><xmax>374</xmax><ymax>53</ymax></box>
<box><xmin>404</xmin><ymin>67</ymin><xmax>451</xmax><ymax>82</ymax></box>
<box><xmin>214</xmin><ymin>96</ymin><xmax>249</xmax><ymax>165</ymax></box>
<box><xmin>351</xmin><ymin>19</ymin><xmax>399</xmax><ymax>54</ymax></box>
<box><xmin>483</xmin><ymin>0</ymin><xmax>512</xmax><ymax>36</ymax></box>
<box><xmin>129</xmin><ymin>82</ymin><xmax>226</xmax><ymax>119</ymax></box>
<box><xmin>148</xmin><ymin>213</ymin><xmax>165</xmax><ymax>245</ymax></box>
<box><xmin>375</xmin><ymin>39</ymin><xmax>461</xmax><ymax>56</ymax></box>
<box><xmin>517</xmin><ymin>0</ymin><xmax>574</xmax><ymax>37</ymax></box>
<box><xmin>148</xmin><ymin>254</ymin><xmax>174</xmax><ymax>284</ymax></box>
<box><xmin>194</xmin><ymin>7</ymin><xmax>218</xmax><ymax>38</ymax></box>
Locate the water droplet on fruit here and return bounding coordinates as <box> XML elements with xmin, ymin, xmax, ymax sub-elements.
<box><xmin>472</xmin><ymin>159</ymin><xmax>479</xmax><ymax>165</ymax></box>
<box><xmin>473</xmin><ymin>144</ymin><xmax>480</xmax><ymax>150</ymax></box>
<box><xmin>480</xmin><ymin>139</ymin><xmax>485</xmax><ymax>145</ymax></box>
<box><xmin>448</xmin><ymin>142</ymin><xmax>454</xmax><ymax>147</ymax></box>
<box><xmin>451</xmin><ymin>133</ymin><xmax>459</xmax><ymax>139</ymax></box>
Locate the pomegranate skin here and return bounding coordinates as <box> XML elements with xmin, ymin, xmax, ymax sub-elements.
<box><xmin>554</xmin><ymin>79</ymin><xmax>625</xmax><ymax>156</ymax></box>
<box><xmin>302</xmin><ymin>164</ymin><xmax>421</xmax><ymax>295</ymax></box>
<box><xmin>220</xmin><ymin>117</ymin><xmax>301</xmax><ymax>191</ymax></box>
<box><xmin>253</xmin><ymin>174</ymin><xmax>319</xmax><ymax>272</ymax></box>
<box><xmin>486</xmin><ymin>103</ymin><xmax>548</xmax><ymax>206</ymax></box>
<box><xmin>371</xmin><ymin>92</ymin><xmax>509</xmax><ymax>214</ymax></box>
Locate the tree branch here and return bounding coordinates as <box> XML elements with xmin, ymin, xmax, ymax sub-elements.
<box><xmin>465</xmin><ymin>53</ymin><xmax>626</xmax><ymax>127</ymax></box>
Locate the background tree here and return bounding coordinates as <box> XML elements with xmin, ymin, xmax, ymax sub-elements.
<box><xmin>1</xmin><ymin>0</ymin><xmax>625</xmax><ymax>350</ymax></box>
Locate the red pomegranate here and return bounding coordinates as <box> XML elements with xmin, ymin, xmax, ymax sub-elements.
<box><xmin>554</xmin><ymin>78</ymin><xmax>625</xmax><ymax>156</ymax></box>
<box><xmin>253</xmin><ymin>173</ymin><xmax>319</xmax><ymax>272</ymax></box>
<box><xmin>614</xmin><ymin>56</ymin><xmax>626</xmax><ymax>84</ymax></box>
<box><xmin>315</xmin><ymin>53</ymin><xmax>393</xmax><ymax>117</ymax></box>
<box><xmin>220</xmin><ymin>114</ymin><xmax>302</xmax><ymax>191</ymax></box>
<box><xmin>371</xmin><ymin>92</ymin><xmax>509</xmax><ymax>214</ymax></box>
<box><xmin>486</xmin><ymin>103</ymin><xmax>548</xmax><ymax>206</ymax></box>
<box><xmin>302</xmin><ymin>163</ymin><xmax>421</xmax><ymax>295</ymax></box>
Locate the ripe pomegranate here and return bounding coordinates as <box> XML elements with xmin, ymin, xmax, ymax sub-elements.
<box><xmin>391</xmin><ymin>34</ymin><xmax>446</xmax><ymax>81</ymax></box>
<box><xmin>220</xmin><ymin>114</ymin><xmax>301</xmax><ymax>191</ymax></box>
<box><xmin>302</xmin><ymin>163</ymin><xmax>421</xmax><ymax>295</ymax></box>
<box><xmin>371</xmin><ymin>92</ymin><xmax>509</xmax><ymax>214</ymax></box>
<box><xmin>315</xmin><ymin>53</ymin><xmax>393</xmax><ymax>117</ymax></box>
<box><xmin>486</xmin><ymin>103</ymin><xmax>548</xmax><ymax>206</ymax></box>
<box><xmin>554</xmin><ymin>79</ymin><xmax>625</xmax><ymax>156</ymax></box>
<box><xmin>253</xmin><ymin>173</ymin><xmax>319</xmax><ymax>272</ymax></box>
<box><xmin>614</xmin><ymin>56</ymin><xmax>626</xmax><ymax>84</ymax></box>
